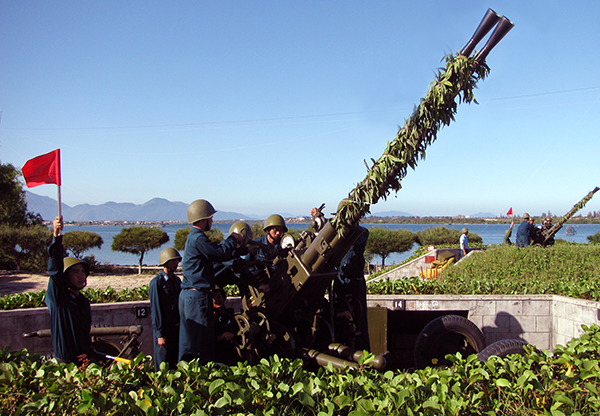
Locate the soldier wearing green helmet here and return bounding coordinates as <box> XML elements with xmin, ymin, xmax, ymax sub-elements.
<box><xmin>46</xmin><ymin>216</ymin><xmax>98</xmax><ymax>365</ymax></box>
<box><xmin>179</xmin><ymin>199</ymin><xmax>244</xmax><ymax>364</ymax></box>
<box><xmin>149</xmin><ymin>247</ymin><xmax>182</xmax><ymax>370</ymax></box>
<box><xmin>516</xmin><ymin>212</ymin><xmax>533</xmax><ymax>247</ymax></box>
<box><xmin>251</xmin><ymin>214</ymin><xmax>288</xmax><ymax>262</ymax></box>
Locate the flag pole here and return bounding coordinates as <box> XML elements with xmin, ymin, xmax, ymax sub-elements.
<box><xmin>57</xmin><ymin>185</ymin><xmax>62</xmax><ymax>218</ymax></box>
<box><xmin>57</xmin><ymin>184</ymin><xmax>62</xmax><ymax>236</ymax></box>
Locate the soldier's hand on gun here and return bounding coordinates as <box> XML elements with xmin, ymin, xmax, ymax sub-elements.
<box><xmin>53</xmin><ymin>216</ymin><xmax>64</xmax><ymax>237</ymax></box>
<box><xmin>218</xmin><ymin>331</ymin><xmax>235</xmax><ymax>342</ymax></box>
<box><xmin>246</xmin><ymin>241</ymin><xmax>260</xmax><ymax>253</ymax></box>
<box><xmin>157</xmin><ymin>337</ymin><xmax>167</xmax><ymax>348</ymax></box>
<box><xmin>230</xmin><ymin>232</ymin><xmax>244</xmax><ymax>246</ymax></box>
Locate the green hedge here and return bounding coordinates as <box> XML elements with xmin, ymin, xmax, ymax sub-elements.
<box><xmin>2</xmin><ymin>324</ymin><xmax>600</xmax><ymax>415</ymax></box>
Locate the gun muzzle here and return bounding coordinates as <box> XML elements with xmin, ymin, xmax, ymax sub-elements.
<box><xmin>460</xmin><ymin>8</ymin><xmax>501</xmax><ymax>57</ymax></box>
<box><xmin>474</xmin><ymin>16</ymin><xmax>515</xmax><ymax>63</ymax></box>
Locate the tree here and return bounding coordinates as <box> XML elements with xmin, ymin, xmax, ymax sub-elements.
<box><xmin>0</xmin><ymin>162</ymin><xmax>47</xmax><ymax>272</ymax></box>
<box><xmin>173</xmin><ymin>227</ymin><xmax>224</xmax><ymax>251</ymax></box>
<box><xmin>111</xmin><ymin>226</ymin><xmax>169</xmax><ymax>274</ymax></box>
<box><xmin>365</xmin><ymin>227</ymin><xmax>415</xmax><ymax>267</ymax></box>
<box><xmin>0</xmin><ymin>224</ymin><xmax>51</xmax><ymax>272</ymax></box>
<box><xmin>0</xmin><ymin>162</ymin><xmax>43</xmax><ymax>226</ymax></box>
<box><xmin>63</xmin><ymin>231</ymin><xmax>103</xmax><ymax>259</ymax></box>
<box><xmin>587</xmin><ymin>231</ymin><xmax>600</xmax><ymax>245</ymax></box>
<box><xmin>251</xmin><ymin>223</ymin><xmax>265</xmax><ymax>239</ymax></box>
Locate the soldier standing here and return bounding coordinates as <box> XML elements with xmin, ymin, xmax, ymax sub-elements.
<box><xmin>46</xmin><ymin>216</ymin><xmax>97</xmax><ymax>364</ymax></box>
<box><xmin>503</xmin><ymin>220</ymin><xmax>515</xmax><ymax>245</ymax></box>
<box><xmin>333</xmin><ymin>226</ymin><xmax>371</xmax><ymax>351</ymax></box>
<box><xmin>212</xmin><ymin>287</ymin><xmax>239</xmax><ymax>365</ymax></box>
<box><xmin>178</xmin><ymin>199</ymin><xmax>243</xmax><ymax>364</ymax></box>
<box><xmin>516</xmin><ymin>213</ymin><xmax>533</xmax><ymax>247</ymax></box>
<box><xmin>252</xmin><ymin>214</ymin><xmax>287</xmax><ymax>261</ymax></box>
<box><xmin>149</xmin><ymin>247</ymin><xmax>182</xmax><ymax>370</ymax></box>
<box><xmin>460</xmin><ymin>228</ymin><xmax>469</xmax><ymax>256</ymax></box>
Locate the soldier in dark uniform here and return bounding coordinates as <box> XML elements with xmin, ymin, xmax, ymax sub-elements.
<box><xmin>251</xmin><ymin>214</ymin><xmax>287</xmax><ymax>262</ymax></box>
<box><xmin>149</xmin><ymin>247</ymin><xmax>182</xmax><ymax>370</ymax></box>
<box><xmin>212</xmin><ymin>287</ymin><xmax>239</xmax><ymax>365</ymax></box>
<box><xmin>503</xmin><ymin>220</ymin><xmax>514</xmax><ymax>245</ymax></box>
<box><xmin>333</xmin><ymin>226</ymin><xmax>370</xmax><ymax>351</ymax></box>
<box><xmin>46</xmin><ymin>216</ymin><xmax>97</xmax><ymax>365</ymax></box>
<box><xmin>178</xmin><ymin>199</ymin><xmax>243</xmax><ymax>364</ymax></box>
<box><xmin>516</xmin><ymin>213</ymin><xmax>533</xmax><ymax>247</ymax></box>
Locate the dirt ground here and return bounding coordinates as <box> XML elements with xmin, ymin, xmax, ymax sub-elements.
<box><xmin>0</xmin><ymin>271</ymin><xmax>154</xmax><ymax>297</ymax></box>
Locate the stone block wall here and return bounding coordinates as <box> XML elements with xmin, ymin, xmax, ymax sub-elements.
<box><xmin>2</xmin><ymin>295</ymin><xmax>599</xmax><ymax>358</ymax></box>
<box><xmin>366</xmin><ymin>294</ymin><xmax>600</xmax><ymax>352</ymax></box>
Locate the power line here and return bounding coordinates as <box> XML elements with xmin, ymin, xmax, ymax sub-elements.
<box><xmin>489</xmin><ymin>86</ymin><xmax>600</xmax><ymax>101</ymax></box>
<box><xmin>5</xmin><ymin>86</ymin><xmax>600</xmax><ymax>132</ymax></box>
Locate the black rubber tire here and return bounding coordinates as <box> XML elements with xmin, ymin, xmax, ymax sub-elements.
<box><xmin>477</xmin><ymin>339</ymin><xmax>530</xmax><ymax>362</ymax></box>
<box><xmin>414</xmin><ymin>314</ymin><xmax>486</xmax><ymax>369</ymax></box>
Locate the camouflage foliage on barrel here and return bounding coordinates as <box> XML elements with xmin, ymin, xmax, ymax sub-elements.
<box><xmin>332</xmin><ymin>11</ymin><xmax>514</xmax><ymax>232</ymax></box>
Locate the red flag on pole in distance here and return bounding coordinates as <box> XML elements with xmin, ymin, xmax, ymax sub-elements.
<box><xmin>22</xmin><ymin>149</ymin><xmax>61</xmax><ymax>188</ymax></box>
<box><xmin>506</xmin><ymin>207</ymin><xmax>513</xmax><ymax>216</ymax></box>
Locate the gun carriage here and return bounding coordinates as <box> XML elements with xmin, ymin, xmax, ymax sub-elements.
<box><xmin>23</xmin><ymin>325</ymin><xmax>142</xmax><ymax>364</ymax></box>
<box><xmin>224</xmin><ymin>9</ymin><xmax>515</xmax><ymax>370</ymax></box>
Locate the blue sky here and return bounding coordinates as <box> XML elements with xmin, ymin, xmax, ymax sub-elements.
<box><xmin>1</xmin><ymin>1</ymin><xmax>599</xmax><ymax>219</ymax></box>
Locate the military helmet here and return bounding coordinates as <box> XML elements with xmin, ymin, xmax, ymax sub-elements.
<box><xmin>187</xmin><ymin>199</ymin><xmax>217</xmax><ymax>223</ymax></box>
<box><xmin>159</xmin><ymin>247</ymin><xmax>182</xmax><ymax>266</ymax></box>
<box><xmin>461</xmin><ymin>228</ymin><xmax>468</xmax><ymax>234</ymax></box>
<box><xmin>263</xmin><ymin>214</ymin><xmax>287</xmax><ymax>232</ymax></box>
<box><xmin>229</xmin><ymin>221</ymin><xmax>253</xmax><ymax>243</ymax></box>
<box><xmin>63</xmin><ymin>257</ymin><xmax>90</xmax><ymax>276</ymax></box>
<box><xmin>523</xmin><ymin>212</ymin><xmax>530</xmax><ymax>220</ymax></box>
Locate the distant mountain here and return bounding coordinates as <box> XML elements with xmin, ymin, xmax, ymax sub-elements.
<box><xmin>470</xmin><ymin>212</ymin><xmax>496</xmax><ymax>218</ymax></box>
<box><xmin>370</xmin><ymin>210</ymin><xmax>414</xmax><ymax>217</ymax></box>
<box><xmin>25</xmin><ymin>192</ymin><xmax>258</xmax><ymax>222</ymax></box>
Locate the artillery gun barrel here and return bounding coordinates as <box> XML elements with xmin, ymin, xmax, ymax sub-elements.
<box><xmin>302</xmin><ymin>348</ymin><xmax>359</xmax><ymax>370</ymax></box>
<box><xmin>22</xmin><ymin>325</ymin><xmax>143</xmax><ymax>338</ymax></box>
<box><xmin>327</xmin><ymin>343</ymin><xmax>387</xmax><ymax>370</ymax></box>
<box><xmin>299</xmin><ymin>9</ymin><xmax>514</xmax><ymax>277</ymax></box>
<box><xmin>245</xmin><ymin>9</ymin><xmax>515</xmax><ymax>367</ymax></box>
<box><xmin>460</xmin><ymin>8</ymin><xmax>501</xmax><ymax>57</ymax></box>
<box><xmin>543</xmin><ymin>186</ymin><xmax>599</xmax><ymax>244</ymax></box>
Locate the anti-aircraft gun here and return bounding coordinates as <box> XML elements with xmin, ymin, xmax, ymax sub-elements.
<box><xmin>231</xmin><ymin>9</ymin><xmax>514</xmax><ymax>370</ymax></box>
<box><xmin>531</xmin><ymin>187</ymin><xmax>599</xmax><ymax>247</ymax></box>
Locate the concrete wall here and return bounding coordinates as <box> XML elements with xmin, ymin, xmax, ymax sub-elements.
<box><xmin>3</xmin><ymin>301</ymin><xmax>154</xmax><ymax>358</ymax></box>
<box><xmin>366</xmin><ymin>294</ymin><xmax>600</xmax><ymax>351</ymax></box>
<box><xmin>2</xmin><ymin>294</ymin><xmax>599</xmax><ymax>357</ymax></box>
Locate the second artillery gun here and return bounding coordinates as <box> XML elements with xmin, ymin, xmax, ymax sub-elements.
<box><xmin>227</xmin><ymin>9</ymin><xmax>515</xmax><ymax>370</ymax></box>
<box><xmin>531</xmin><ymin>187</ymin><xmax>599</xmax><ymax>247</ymax></box>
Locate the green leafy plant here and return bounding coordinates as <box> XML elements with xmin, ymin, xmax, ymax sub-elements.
<box><xmin>4</xmin><ymin>325</ymin><xmax>600</xmax><ymax>415</ymax></box>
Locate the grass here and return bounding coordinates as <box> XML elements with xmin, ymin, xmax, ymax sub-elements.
<box><xmin>367</xmin><ymin>243</ymin><xmax>600</xmax><ymax>300</ymax></box>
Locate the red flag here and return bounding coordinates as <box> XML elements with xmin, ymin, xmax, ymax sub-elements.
<box><xmin>22</xmin><ymin>149</ymin><xmax>61</xmax><ymax>187</ymax></box>
<box><xmin>506</xmin><ymin>207</ymin><xmax>513</xmax><ymax>216</ymax></box>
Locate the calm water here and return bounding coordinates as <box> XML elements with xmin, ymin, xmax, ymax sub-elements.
<box><xmin>63</xmin><ymin>222</ymin><xmax>600</xmax><ymax>266</ymax></box>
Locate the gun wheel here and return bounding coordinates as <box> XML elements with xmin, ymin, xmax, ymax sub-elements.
<box><xmin>234</xmin><ymin>310</ymin><xmax>275</xmax><ymax>365</ymax></box>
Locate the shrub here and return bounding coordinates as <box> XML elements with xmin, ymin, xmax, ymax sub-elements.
<box><xmin>415</xmin><ymin>226</ymin><xmax>482</xmax><ymax>246</ymax></box>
